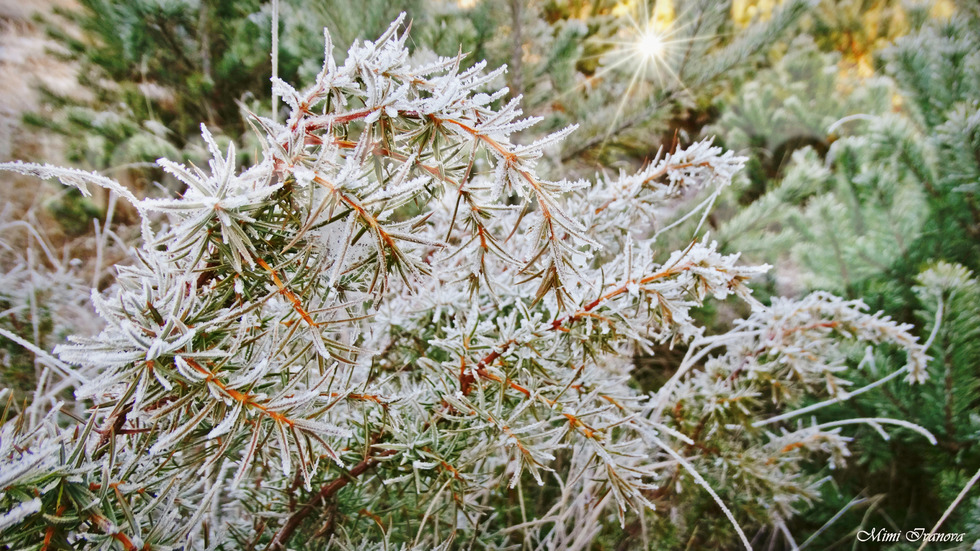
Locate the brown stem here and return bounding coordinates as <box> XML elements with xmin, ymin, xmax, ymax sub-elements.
<box><xmin>460</xmin><ymin>262</ymin><xmax>695</xmax><ymax>396</ymax></box>
<box><xmin>268</xmin><ymin>448</ymin><xmax>395</xmax><ymax>549</ymax></box>
<box><xmin>96</xmin><ymin>403</ymin><xmax>132</xmax><ymax>450</ymax></box>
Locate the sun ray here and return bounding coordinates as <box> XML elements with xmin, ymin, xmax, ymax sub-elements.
<box><xmin>541</xmin><ymin>2</ymin><xmax>737</xmax><ymax>162</ymax></box>
<box><xmin>598</xmin><ymin>53</ymin><xmax>648</xmax><ymax>149</ymax></box>
<box><xmin>571</xmin><ymin>1</ymin><xmax>732</xmax><ymax>159</ymax></box>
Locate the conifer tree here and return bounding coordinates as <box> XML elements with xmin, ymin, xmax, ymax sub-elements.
<box><xmin>30</xmin><ymin>0</ymin><xmax>817</xmax><ymax>174</ymax></box>
<box><xmin>29</xmin><ymin>0</ymin><xmax>327</xmax><ymax>170</ymax></box>
<box><xmin>711</xmin><ymin>3</ymin><xmax>980</xmax><ymax>543</ymax></box>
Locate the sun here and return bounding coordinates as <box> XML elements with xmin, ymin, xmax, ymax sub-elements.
<box><xmin>552</xmin><ymin>1</ymin><xmax>720</xmax><ymax>159</ymax></box>
<box><xmin>637</xmin><ymin>29</ymin><xmax>666</xmax><ymax>61</ymax></box>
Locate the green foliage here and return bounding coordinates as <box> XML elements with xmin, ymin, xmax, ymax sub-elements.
<box><xmin>29</xmin><ymin>0</ymin><xmax>818</xmax><ymax>188</ymax></box>
<box><xmin>711</xmin><ymin>5</ymin><xmax>980</xmax><ymax>545</ymax></box>
<box><xmin>45</xmin><ymin>188</ymin><xmax>104</xmax><ymax>236</ymax></box>
<box><xmin>32</xmin><ymin>0</ymin><xmax>325</xmax><ymax>169</ymax></box>
<box><xmin>710</xmin><ymin>35</ymin><xmax>892</xmax><ymax>201</ymax></box>
<box><xmin>796</xmin><ymin>262</ymin><xmax>980</xmax><ymax>548</ymax></box>
<box><xmin>716</xmin><ymin>7</ymin><xmax>980</xmax><ymax>301</ymax></box>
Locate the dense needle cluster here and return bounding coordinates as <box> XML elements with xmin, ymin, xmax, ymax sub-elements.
<box><xmin>0</xmin><ymin>16</ymin><xmax>934</xmax><ymax>550</ymax></box>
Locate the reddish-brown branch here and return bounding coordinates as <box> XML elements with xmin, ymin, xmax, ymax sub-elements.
<box><xmin>458</xmin><ymin>343</ymin><xmax>513</xmax><ymax>396</ymax></box>
<box><xmin>96</xmin><ymin>403</ymin><xmax>132</xmax><ymax>450</ymax></box>
<box><xmin>268</xmin><ymin>448</ymin><xmax>395</xmax><ymax>549</ymax></box>
<box><xmin>180</xmin><ymin>357</ymin><xmax>296</xmax><ymax>428</ymax></box>
<box><xmin>256</xmin><ymin>258</ymin><xmax>319</xmax><ymax>328</ymax></box>
<box><xmin>460</xmin><ymin>262</ymin><xmax>697</xmax><ymax>398</ymax></box>
<box><xmin>450</xmin><ymin>262</ymin><xmax>704</xmax><ymax>448</ymax></box>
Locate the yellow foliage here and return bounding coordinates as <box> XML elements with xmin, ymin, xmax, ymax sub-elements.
<box><xmin>929</xmin><ymin>0</ymin><xmax>955</xmax><ymax>19</ymax></box>
<box><xmin>733</xmin><ymin>0</ymin><xmax>785</xmax><ymax>27</ymax></box>
<box><xmin>652</xmin><ymin>0</ymin><xmax>675</xmax><ymax>32</ymax></box>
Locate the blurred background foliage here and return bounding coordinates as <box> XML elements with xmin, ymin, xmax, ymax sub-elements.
<box><xmin>1</xmin><ymin>0</ymin><xmax>977</xmax><ymax>548</ymax></box>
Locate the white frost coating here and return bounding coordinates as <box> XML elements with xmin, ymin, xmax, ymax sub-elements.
<box><xmin>0</xmin><ymin>161</ymin><xmax>142</xmax><ymax>208</ymax></box>
<box><xmin>0</xmin><ymin>498</ymin><xmax>42</xmax><ymax>532</ymax></box>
